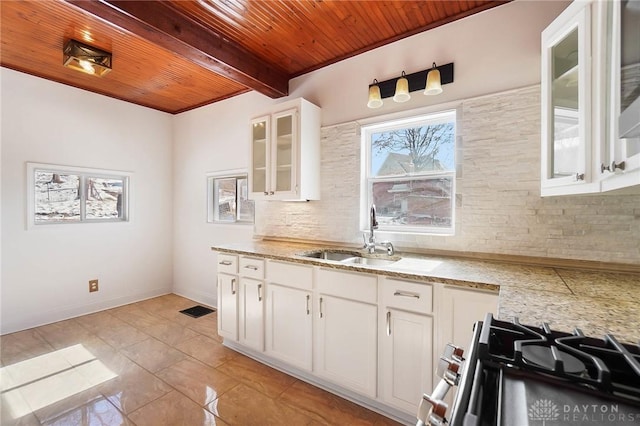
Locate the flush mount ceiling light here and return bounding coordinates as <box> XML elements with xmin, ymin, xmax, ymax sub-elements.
<box><xmin>367</xmin><ymin>62</ymin><xmax>454</xmax><ymax>108</ymax></box>
<box><xmin>63</xmin><ymin>39</ymin><xmax>112</xmax><ymax>77</ymax></box>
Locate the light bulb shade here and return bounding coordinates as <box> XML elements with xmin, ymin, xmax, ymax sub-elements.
<box><xmin>424</xmin><ymin>64</ymin><xmax>443</xmax><ymax>96</ymax></box>
<box><xmin>393</xmin><ymin>74</ymin><xmax>411</xmax><ymax>103</ymax></box>
<box><xmin>367</xmin><ymin>83</ymin><xmax>383</xmax><ymax>108</ymax></box>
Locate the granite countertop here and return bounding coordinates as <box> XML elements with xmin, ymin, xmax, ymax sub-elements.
<box><xmin>211</xmin><ymin>240</ymin><xmax>640</xmax><ymax>344</ymax></box>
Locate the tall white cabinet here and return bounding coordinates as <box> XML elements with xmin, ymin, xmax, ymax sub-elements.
<box><xmin>249</xmin><ymin>98</ymin><xmax>321</xmax><ymax>201</ymax></box>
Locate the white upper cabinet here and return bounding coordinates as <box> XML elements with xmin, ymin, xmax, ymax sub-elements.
<box><xmin>541</xmin><ymin>0</ymin><xmax>640</xmax><ymax>196</ymax></box>
<box><xmin>249</xmin><ymin>98</ymin><xmax>321</xmax><ymax>201</ymax></box>
<box><xmin>541</xmin><ymin>1</ymin><xmax>594</xmax><ymax>195</ymax></box>
<box><xmin>600</xmin><ymin>0</ymin><xmax>640</xmax><ymax>191</ymax></box>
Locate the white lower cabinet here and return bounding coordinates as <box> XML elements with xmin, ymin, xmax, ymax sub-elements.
<box><xmin>380</xmin><ymin>278</ymin><xmax>434</xmax><ymax>414</ymax></box>
<box><xmin>238</xmin><ymin>277</ymin><xmax>264</xmax><ymax>351</ymax></box>
<box><xmin>382</xmin><ymin>309</ymin><xmax>433</xmax><ymax>413</ymax></box>
<box><xmin>315</xmin><ymin>268</ymin><xmax>378</xmax><ymax>398</ymax></box>
<box><xmin>264</xmin><ymin>260</ymin><xmax>314</xmax><ymax>370</ymax></box>
<box><xmin>216</xmin><ymin>254</ymin><xmax>239</xmax><ymax>341</ymax></box>
<box><xmin>438</xmin><ymin>286</ymin><xmax>499</xmax><ymax>350</ymax></box>
<box><xmin>265</xmin><ymin>283</ymin><xmax>312</xmax><ymax>370</ymax></box>
<box><xmin>315</xmin><ymin>294</ymin><xmax>378</xmax><ymax>398</ymax></box>
<box><xmin>214</xmin><ymin>252</ymin><xmax>500</xmax><ymax>422</ymax></box>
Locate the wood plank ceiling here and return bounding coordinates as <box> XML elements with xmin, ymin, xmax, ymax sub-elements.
<box><xmin>0</xmin><ymin>0</ymin><xmax>510</xmax><ymax>114</ymax></box>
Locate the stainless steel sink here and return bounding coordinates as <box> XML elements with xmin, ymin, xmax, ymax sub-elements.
<box><xmin>341</xmin><ymin>256</ymin><xmax>398</xmax><ymax>266</ymax></box>
<box><xmin>300</xmin><ymin>250</ymin><xmax>361</xmax><ymax>261</ymax></box>
<box><xmin>299</xmin><ymin>249</ymin><xmax>399</xmax><ymax>266</ymax></box>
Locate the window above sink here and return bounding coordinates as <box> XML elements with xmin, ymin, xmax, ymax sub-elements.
<box><xmin>360</xmin><ymin>110</ymin><xmax>457</xmax><ymax>236</ymax></box>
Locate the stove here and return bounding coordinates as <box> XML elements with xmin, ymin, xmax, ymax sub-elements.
<box><xmin>418</xmin><ymin>313</ymin><xmax>640</xmax><ymax>426</ymax></box>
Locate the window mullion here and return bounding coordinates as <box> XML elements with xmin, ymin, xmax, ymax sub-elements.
<box><xmin>80</xmin><ymin>175</ymin><xmax>87</xmax><ymax>221</ymax></box>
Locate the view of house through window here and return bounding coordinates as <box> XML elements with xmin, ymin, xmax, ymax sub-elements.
<box><xmin>363</xmin><ymin>110</ymin><xmax>456</xmax><ymax>234</ymax></box>
<box><xmin>30</xmin><ymin>164</ymin><xmax>129</xmax><ymax>225</ymax></box>
<box><xmin>208</xmin><ymin>173</ymin><xmax>255</xmax><ymax>223</ymax></box>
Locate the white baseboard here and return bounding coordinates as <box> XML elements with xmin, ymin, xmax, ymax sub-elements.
<box><xmin>1</xmin><ymin>287</ymin><xmax>171</xmax><ymax>335</ymax></box>
<box><xmin>171</xmin><ymin>287</ymin><xmax>216</xmax><ymax>309</ymax></box>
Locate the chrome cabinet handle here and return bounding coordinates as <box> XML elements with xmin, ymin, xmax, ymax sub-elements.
<box><xmin>269</xmin><ymin>191</ymin><xmax>275</xmax><ymax>195</ymax></box>
<box><xmin>393</xmin><ymin>290</ymin><xmax>420</xmax><ymax>299</ymax></box>
<box><xmin>575</xmin><ymin>173</ymin><xmax>585</xmax><ymax>181</ymax></box>
<box><xmin>219</xmin><ymin>260</ymin><xmax>232</xmax><ymax>266</ymax></box>
<box><xmin>601</xmin><ymin>161</ymin><xmax>626</xmax><ymax>174</ymax></box>
<box><xmin>257</xmin><ymin>284</ymin><xmax>262</xmax><ymax>302</ymax></box>
<box><xmin>231</xmin><ymin>278</ymin><xmax>236</xmax><ymax>295</ymax></box>
<box><xmin>263</xmin><ymin>191</ymin><xmax>269</xmax><ymax>195</ymax></box>
<box><xmin>386</xmin><ymin>311</ymin><xmax>391</xmax><ymax>336</ymax></box>
<box><xmin>306</xmin><ymin>295</ymin><xmax>310</xmax><ymax>315</ymax></box>
<box><xmin>319</xmin><ymin>297</ymin><xmax>324</xmax><ymax>318</ymax></box>
<box><xmin>244</xmin><ymin>265</ymin><xmax>259</xmax><ymax>271</ymax></box>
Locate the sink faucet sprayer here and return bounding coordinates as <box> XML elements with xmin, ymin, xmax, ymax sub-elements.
<box><xmin>363</xmin><ymin>204</ymin><xmax>395</xmax><ymax>255</ymax></box>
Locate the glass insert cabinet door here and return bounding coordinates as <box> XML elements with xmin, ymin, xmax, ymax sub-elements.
<box><xmin>251</xmin><ymin>116</ymin><xmax>269</xmax><ymax>195</ymax></box>
<box><xmin>608</xmin><ymin>0</ymin><xmax>640</xmax><ymax>173</ymax></box>
<box><xmin>271</xmin><ymin>108</ymin><xmax>297</xmax><ymax>194</ymax></box>
<box><xmin>541</xmin><ymin>4</ymin><xmax>590</xmax><ymax>188</ymax></box>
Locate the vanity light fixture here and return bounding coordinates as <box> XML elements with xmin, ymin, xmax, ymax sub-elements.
<box><xmin>367</xmin><ymin>62</ymin><xmax>454</xmax><ymax>108</ymax></box>
<box><xmin>63</xmin><ymin>39</ymin><xmax>112</xmax><ymax>77</ymax></box>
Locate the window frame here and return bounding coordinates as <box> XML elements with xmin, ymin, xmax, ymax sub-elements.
<box><xmin>360</xmin><ymin>109</ymin><xmax>457</xmax><ymax>236</ymax></box>
<box><xmin>207</xmin><ymin>170</ymin><xmax>255</xmax><ymax>224</ymax></box>
<box><xmin>26</xmin><ymin>162</ymin><xmax>131</xmax><ymax>229</ymax></box>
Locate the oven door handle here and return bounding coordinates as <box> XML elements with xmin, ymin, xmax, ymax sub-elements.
<box><xmin>417</xmin><ymin>380</ymin><xmax>450</xmax><ymax>426</ymax></box>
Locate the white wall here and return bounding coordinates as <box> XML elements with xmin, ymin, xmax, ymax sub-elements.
<box><xmin>291</xmin><ymin>0</ymin><xmax>571</xmax><ymax>126</ymax></box>
<box><xmin>1</xmin><ymin>69</ymin><xmax>174</xmax><ymax>334</ymax></box>
<box><xmin>172</xmin><ymin>1</ymin><xmax>573</xmax><ymax>305</ymax></box>
<box><xmin>171</xmin><ymin>92</ymin><xmax>271</xmax><ymax>305</ymax></box>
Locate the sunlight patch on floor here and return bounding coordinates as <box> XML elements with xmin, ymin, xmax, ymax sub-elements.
<box><xmin>0</xmin><ymin>344</ymin><xmax>117</xmax><ymax>420</ymax></box>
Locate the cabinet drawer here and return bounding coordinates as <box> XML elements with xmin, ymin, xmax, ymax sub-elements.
<box><xmin>317</xmin><ymin>268</ymin><xmax>377</xmax><ymax>304</ymax></box>
<box><xmin>217</xmin><ymin>253</ymin><xmax>238</xmax><ymax>274</ymax></box>
<box><xmin>267</xmin><ymin>260</ymin><xmax>313</xmax><ymax>291</ymax></box>
<box><xmin>382</xmin><ymin>278</ymin><xmax>432</xmax><ymax>314</ymax></box>
<box><xmin>239</xmin><ymin>257</ymin><xmax>265</xmax><ymax>279</ymax></box>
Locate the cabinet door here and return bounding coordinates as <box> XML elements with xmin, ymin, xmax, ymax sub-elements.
<box><xmin>438</xmin><ymin>287</ymin><xmax>498</xmax><ymax>351</ymax></box>
<box><xmin>250</xmin><ymin>116</ymin><xmax>270</xmax><ymax>198</ymax></box>
<box><xmin>541</xmin><ymin>3</ymin><xmax>594</xmax><ymax>195</ymax></box>
<box><xmin>381</xmin><ymin>309</ymin><xmax>433</xmax><ymax>414</ymax></box>
<box><xmin>238</xmin><ymin>277</ymin><xmax>264</xmax><ymax>351</ymax></box>
<box><xmin>601</xmin><ymin>0</ymin><xmax>640</xmax><ymax>192</ymax></box>
<box><xmin>271</xmin><ymin>108</ymin><xmax>297</xmax><ymax>197</ymax></box>
<box><xmin>265</xmin><ymin>284</ymin><xmax>312</xmax><ymax>371</ymax></box>
<box><xmin>217</xmin><ymin>273</ymin><xmax>238</xmax><ymax>341</ymax></box>
<box><xmin>315</xmin><ymin>294</ymin><xmax>377</xmax><ymax>398</ymax></box>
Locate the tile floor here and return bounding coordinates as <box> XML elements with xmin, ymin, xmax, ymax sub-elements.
<box><xmin>0</xmin><ymin>294</ymin><xmax>402</xmax><ymax>426</ymax></box>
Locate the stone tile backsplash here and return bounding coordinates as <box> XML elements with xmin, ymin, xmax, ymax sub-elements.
<box><xmin>254</xmin><ymin>86</ymin><xmax>640</xmax><ymax>265</ymax></box>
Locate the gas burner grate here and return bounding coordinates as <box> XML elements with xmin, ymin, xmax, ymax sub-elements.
<box><xmin>477</xmin><ymin>314</ymin><xmax>640</xmax><ymax>404</ymax></box>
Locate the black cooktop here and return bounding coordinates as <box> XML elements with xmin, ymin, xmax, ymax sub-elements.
<box><xmin>455</xmin><ymin>314</ymin><xmax>640</xmax><ymax>426</ymax></box>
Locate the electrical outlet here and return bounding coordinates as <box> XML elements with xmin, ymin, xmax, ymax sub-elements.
<box><xmin>89</xmin><ymin>279</ymin><xmax>99</xmax><ymax>292</ymax></box>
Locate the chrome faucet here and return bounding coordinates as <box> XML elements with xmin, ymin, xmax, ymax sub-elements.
<box><xmin>363</xmin><ymin>204</ymin><xmax>395</xmax><ymax>255</ymax></box>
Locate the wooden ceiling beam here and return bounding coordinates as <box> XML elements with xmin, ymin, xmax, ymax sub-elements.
<box><xmin>64</xmin><ymin>0</ymin><xmax>289</xmax><ymax>98</ymax></box>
